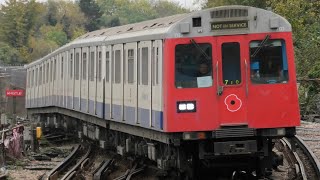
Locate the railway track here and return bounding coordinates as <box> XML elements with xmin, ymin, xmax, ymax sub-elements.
<box><xmin>276</xmin><ymin>135</ymin><xmax>320</xmax><ymax>180</ymax></box>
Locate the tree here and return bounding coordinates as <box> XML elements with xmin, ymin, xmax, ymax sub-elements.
<box><xmin>79</xmin><ymin>0</ymin><xmax>103</xmax><ymax>31</ymax></box>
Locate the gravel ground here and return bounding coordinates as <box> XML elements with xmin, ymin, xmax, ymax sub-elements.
<box><xmin>6</xmin><ymin>143</ymin><xmax>76</xmax><ymax>180</ymax></box>
<box><xmin>297</xmin><ymin>121</ymin><xmax>320</xmax><ymax>161</ymax></box>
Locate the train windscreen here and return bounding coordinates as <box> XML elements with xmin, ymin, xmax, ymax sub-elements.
<box><xmin>250</xmin><ymin>40</ymin><xmax>289</xmax><ymax>84</ymax></box>
<box><xmin>175</xmin><ymin>43</ymin><xmax>212</xmax><ymax>88</ymax></box>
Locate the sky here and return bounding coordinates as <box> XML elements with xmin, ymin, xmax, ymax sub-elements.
<box><xmin>0</xmin><ymin>0</ymin><xmax>202</xmax><ymax>10</ymax></box>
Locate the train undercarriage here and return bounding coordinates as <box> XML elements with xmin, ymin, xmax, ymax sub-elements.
<box><xmin>28</xmin><ymin>108</ymin><xmax>295</xmax><ymax>179</ymax></box>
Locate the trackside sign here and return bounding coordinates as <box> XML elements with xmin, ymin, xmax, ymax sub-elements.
<box><xmin>6</xmin><ymin>90</ymin><xmax>24</xmax><ymax>97</ymax></box>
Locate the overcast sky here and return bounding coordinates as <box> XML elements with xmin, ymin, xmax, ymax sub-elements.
<box><xmin>0</xmin><ymin>0</ymin><xmax>202</xmax><ymax>9</ymax></box>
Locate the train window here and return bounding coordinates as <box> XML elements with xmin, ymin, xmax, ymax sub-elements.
<box><xmin>31</xmin><ymin>70</ymin><xmax>34</xmax><ymax>87</ymax></box>
<box><xmin>106</xmin><ymin>51</ymin><xmax>110</xmax><ymax>82</ymax></box>
<box><xmin>61</xmin><ymin>57</ymin><xmax>64</xmax><ymax>79</ymax></box>
<box><xmin>142</xmin><ymin>47</ymin><xmax>148</xmax><ymax>85</ymax></box>
<box><xmin>83</xmin><ymin>52</ymin><xmax>87</xmax><ymax>80</ymax></box>
<box><xmin>39</xmin><ymin>67</ymin><xmax>42</xmax><ymax>85</ymax></box>
<box><xmin>90</xmin><ymin>52</ymin><xmax>95</xmax><ymax>81</ymax></box>
<box><xmin>222</xmin><ymin>42</ymin><xmax>241</xmax><ymax>85</ymax></box>
<box><xmin>98</xmin><ymin>51</ymin><xmax>102</xmax><ymax>82</ymax></box>
<box><xmin>115</xmin><ymin>50</ymin><xmax>121</xmax><ymax>84</ymax></box>
<box><xmin>43</xmin><ymin>64</ymin><xmax>45</xmax><ymax>84</ymax></box>
<box><xmin>75</xmin><ymin>53</ymin><xmax>80</xmax><ymax>80</ymax></box>
<box><xmin>54</xmin><ymin>59</ymin><xmax>56</xmax><ymax>81</ymax></box>
<box><xmin>35</xmin><ymin>68</ymin><xmax>38</xmax><ymax>86</ymax></box>
<box><xmin>70</xmin><ymin>53</ymin><xmax>73</xmax><ymax>78</ymax></box>
<box><xmin>128</xmin><ymin>49</ymin><xmax>134</xmax><ymax>84</ymax></box>
<box><xmin>50</xmin><ymin>61</ymin><xmax>53</xmax><ymax>82</ymax></box>
<box><xmin>46</xmin><ymin>62</ymin><xmax>49</xmax><ymax>83</ymax></box>
<box><xmin>152</xmin><ymin>47</ymin><xmax>155</xmax><ymax>85</ymax></box>
<box><xmin>156</xmin><ymin>47</ymin><xmax>159</xmax><ymax>85</ymax></box>
<box><xmin>138</xmin><ymin>48</ymin><xmax>140</xmax><ymax>84</ymax></box>
<box><xmin>250</xmin><ymin>40</ymin><xmax>288</xmax><ymax>84</ymax></box>
<box><xmin>175</xmin><ymin>43</ymin><xmax>212</xmax><ymax>88</ymax></box>
<box><xmin>123</xmin><ymin>50</ymin><xmax>126</xmax><ymax>83</ymax></box>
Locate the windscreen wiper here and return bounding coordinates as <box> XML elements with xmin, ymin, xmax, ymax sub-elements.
<box><xmin>190</xmin><ymin>39</ymin><xmax>211</xmax><ymax>61</ymax></box>
<box><xmin>251</xmin><ymin>34</ymin><xmax>270</xmax><ymax>58</ymax></box>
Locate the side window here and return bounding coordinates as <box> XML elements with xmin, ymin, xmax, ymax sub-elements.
<box><xmin>98</xmin><ymin>51</ymin><xmax>102</xmax><ymax>81</ymax></box>
<box><xmin>35</xmin><ymin>68</ymin><xmax>38</xmax><ymax>86</ymax></box>
<box><xmin>128</xmin><ymin>49</ymin><xmax>134</xmax><ymax>84</ymax></box>
<box><xmin>90</xmin><ymin>51</ymin><xmax>95</xmax><ymax>81</ymax></box>
<box><xmin>250</xmin><ymin>40</ymin><xmax>289</xmax><ymax>84</ymax></box>
<box><xmin>114</xmin><ymin>50</ymin><xmax>121</xmax><ymax>84</ymax></box>
<box><xmin>175</xmin><ymin>43</ymin><xmax>212</xmax><ymax>88</ymax></box>
<box><xmin>142</xmin><ymin>47</ymin><xmax>148</xmax><ymax>85</ymax></box>
<box><xmin>222</xmin><ymin>42</ymin><xmax>241</xmax><ymax>85</ymax></box>
<box><xmin>46</xmin><ymin>62</ymin><xmax>49</xmax><ymax>83</ymax></box>
<box><xmin>83</xmin><ymin>52</ymin><xmax>87</xmax><ymax>80</ymax></box>
<box><xmin>32</xmin><ymin>69</ymin><xmax>34</xmax><ymax>87</ymax></box>
<box><xmin>54</xmin><ymin>59</ymin><xmax>56</xmax><ymax>81</ymax></box>
<box><xmin>106</xmin><ymin>51</ymin><xmax>110</xmax><ymax>82</ymax></box>
<box><xmin>39</xmin><ymin>67</ymin><xmax>42</xmax><ymax>85</ymax></box>
<box><xmin>70</xmin><ymin>53</ymin><xmax>73</xmax><ymax>78</ymax></box>
<box><xmin>50</xmin><ymin>61</ymin><xmax>53</xmax><ymax>82</ymax></box>
<box><xmin>61</xmin><ymin>57</ymin><xmax>64</xmax><ymax>79</ymax></box>
<box><xmin>43</xmin><ymin>64</ymin><xmax>45</xmax><ymax>84</ymax></box>
<box><xmin>75</xmin><ymin>53</ymin><xmax>80</xmax><ymax>80</ymax></box>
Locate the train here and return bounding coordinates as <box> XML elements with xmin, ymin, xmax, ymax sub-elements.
<box><xmin>26</xmin><ymin>5</ymin><xmax>300</xmax><ymax>179</ymax></box>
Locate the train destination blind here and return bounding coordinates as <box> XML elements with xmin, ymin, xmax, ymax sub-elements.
<box><xmin>211</xmin><ymin>21</ymin><xmax>248</xmax><ymax>30</ymax></box>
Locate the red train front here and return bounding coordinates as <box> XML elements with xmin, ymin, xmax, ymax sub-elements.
<box><xmin>162</xmin><ymin>6</ymin><xmax>300</xmax><ymax>176</ymax></box>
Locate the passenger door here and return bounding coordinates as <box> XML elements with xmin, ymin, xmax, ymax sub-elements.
<box><xmin>216</xmin><ymin>36</ymin><xmax>248</xmax><ymax>126</ymax></box>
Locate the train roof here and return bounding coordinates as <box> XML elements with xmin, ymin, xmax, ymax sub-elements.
<box><xmin>27</xmin><ymin>5</ymin><xmax>291</xmax><ymax>67</ymax></box>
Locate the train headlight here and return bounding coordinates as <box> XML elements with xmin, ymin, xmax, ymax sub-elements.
<box><xmin>177</xmin><ymin>101</ymin><xmax>196</xmax><ymax>113</ymax></box>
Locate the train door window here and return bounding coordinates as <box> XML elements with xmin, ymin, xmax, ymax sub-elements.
<box><xmin>90</xmin><ymin>51</ymin><xmax>95</xmax><ymax>81</ymax></box>
<box><xmin>156</xmin><ymin>47</ymin><xmax>159</xmax><ymax>85</ymax></box>
<box><xmin>152</xmin><ymin>47</ymin><xmax>155</xmax><ymax>86</ymax></box>
<box><xmin>106</xmin><ymin>51</ymin><xmax>110</xmax><ymax>82</ymax></box>
<box><xmin>46</xmin><ymin>62</ymin><xmax>49</xmax><ymax>83</ymax></box>
<box><xmin>142</xmin><ymin>47</ymin><xmax>148</xmax><ymax>85</ymax></box>
<box><xmin>31</xmin><ymin>69</ymin><xmax>34</xmax><ymax>87</ymax></box>
<box><xmin>175</xmin><ymin>43</ymin><xmax>212</xmax><ymax>88</ymax></box>
<box><xmin>39</xmin><ymin>67</ymin><xmax>42</xmax><ymax>85</ymax></box>
<box><xmin>43</xmin><ymin>64</ymin><xmax>45</xmax><ymax>84</ymax></box>
<box><xmin>50</xmin><ymin>61</ymin><xmax>53</xmax><ymax>82</ymax></box>
<box><xmin>137</xmin><ymin>48</ymin><xmax>140</xmax><ymax>84</ymax></box>
<box><xmin>70</xmin><ymin>53</ymin><xmax>73</xmax><ymax>78</ymax></box>
<box><xmin>35</xmin><ymin>68</ymin><xmax>38</xmax><ymax>86</ymax></box>
<box><xmin>123</xmin><ymin>50</ymin><xmax>126</xmax><ymax>83</ymax></box>
<box><xmin>115</xmin><ymin>50</ymin><xmax>121</xmax><ymax>84</ymax></box>
<box><xmin>83</xmin><ymin>52</ymin><xmax>87</xmax><ymax>80</ymax></box>
<box><xmin>61</xmin><ymin>57</ymin><xmax>64</xmax><ymax>79</ymax></box>
<box><xmin>250</xmin><ymin>40</ymin><xmax>288</xmax><ymax>84</ymax></box>
<box><xmin>128</xmin><ymin>49</ymin><xmax>134</xmax><ymax>84</ymax></box>
<box><xmin>54</xmin><ymin>59</ymin><xmax>56</xmax><ymax>81</ymax></box>
<box><xmin>98</xmin><ymin>51</ymin><xmax>102</xmax><ymax>81</ymax></box>
<box><xmin>75</xmin><ymin>53</ymin><xmax>80</xmax><ymax>80</ymax></box>
<box><xmin>222</xmin><ymin>42</ymin><xmax>241</xmax><ymax>85</ymax></box>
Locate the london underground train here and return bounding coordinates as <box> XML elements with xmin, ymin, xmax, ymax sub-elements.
<box><xmin>26</xmin><ymin>5</ymin><xmax>300</xmax><ymax>178</ymax></box>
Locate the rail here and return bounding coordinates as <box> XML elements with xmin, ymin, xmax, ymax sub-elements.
<box><xmin>46</xmin><ymin>144</ymin><xmax>81</xmax><ymax>180</ymax></box>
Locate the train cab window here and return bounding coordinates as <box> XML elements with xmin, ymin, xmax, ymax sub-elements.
<box><xmin>175</xmin><ymin>43</ymin><xmax>212</xmax><ymax>88</ymax></box>
<box><xmin>222</xmin><ymin>42</ymin><xmax>241</xmax><ymax>85</ymax></box>
<box><xmin>250</xmin><ymin>40</ymin><xmax>288</xmax><ymax>84</ymax></box>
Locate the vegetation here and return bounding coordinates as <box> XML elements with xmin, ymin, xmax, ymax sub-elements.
<box><xmin>0</xmin><ymin>0</ymin><xmax>187</xmax><ymax>64</ymax></box>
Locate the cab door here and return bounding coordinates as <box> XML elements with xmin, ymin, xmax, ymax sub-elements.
<box><xmin>216</xmin><ymin>36</ymin><xmax>248</xmax><ymax>126</ymax></box>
